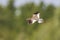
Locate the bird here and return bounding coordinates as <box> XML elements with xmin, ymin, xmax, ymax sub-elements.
<box><xmin>26</xmin><ymin>12</ymin><xmax>43</xmax><ymax>24</ymax></box>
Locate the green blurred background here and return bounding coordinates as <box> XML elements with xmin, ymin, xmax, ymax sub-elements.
<box><xmin>0</xmin><ymin>0</ymin><xmax>60</xmax><ymax>40</ymax></box>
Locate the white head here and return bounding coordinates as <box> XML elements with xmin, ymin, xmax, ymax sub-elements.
<box><xmin>33</xmin><ymin>12</ymin><xmax>40</xmax><ymax>18</ymax></box>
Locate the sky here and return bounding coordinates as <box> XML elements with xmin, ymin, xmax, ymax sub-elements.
<box><xmin>0</xmin><ymin>0</ymin><xmax>60</xmax><ymax>7</ymax></box>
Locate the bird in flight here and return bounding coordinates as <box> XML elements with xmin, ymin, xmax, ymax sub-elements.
<box><xmin>26</xmin><ymin>12</ymin><xmax>43</xmax><ymax>24</ymax></box>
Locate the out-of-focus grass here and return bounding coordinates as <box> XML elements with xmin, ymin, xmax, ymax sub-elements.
<box><xmin>30</xmin><ymin>8</ymin><xmax>60</xmax><ymax>40</ymax></box>
<box><xmin>0</xmin><ymin>1</ymin><xmax>60</xmax><ymax>40</ymax></box>
<box><xmin>15</xmin><ymin>8</ymin><xmax>60</xmax><ymax>40</ymax></box>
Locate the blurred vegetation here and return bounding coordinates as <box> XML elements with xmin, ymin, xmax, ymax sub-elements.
<box><xmin>0</xmin><ymin>0</ymin><xmax>60</xmax><ymax>40</ymax></box>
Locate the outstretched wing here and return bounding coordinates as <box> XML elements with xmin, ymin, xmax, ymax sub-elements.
<box><xmin>32</xmin><ymin>19</ymin><xmax>37</xmax><ymax>24</ymax></box>
<box><xmin>38</xmin><ymin>19</ymin><xmax>43</xmax><ymax>23</ymax></box>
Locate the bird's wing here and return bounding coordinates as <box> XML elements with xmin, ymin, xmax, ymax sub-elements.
<box><xmin>38</xmin><ymin>19</ymin><xmax>43</xmax><ymax>23</ymax></box>
<box><xmin>32</xmin><ymin>19</ymin><xmax>37</xmax><ymax>24</ymax></box>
